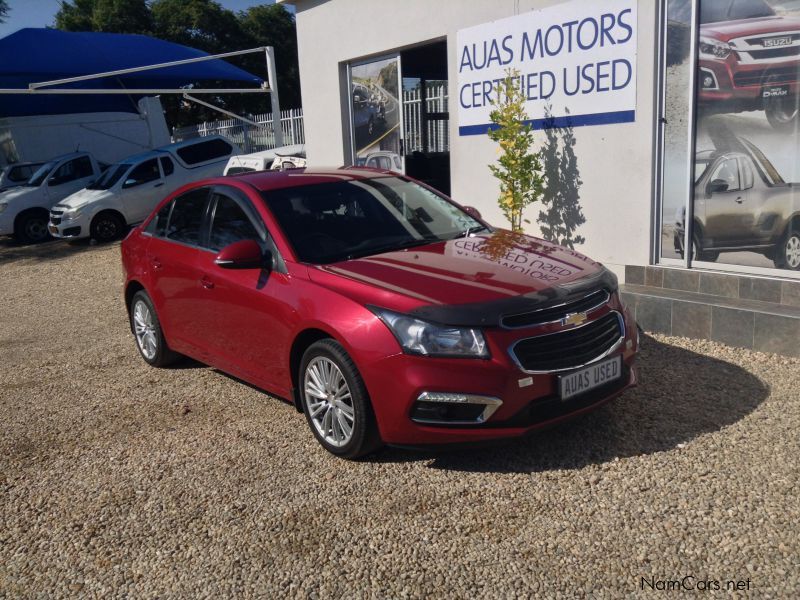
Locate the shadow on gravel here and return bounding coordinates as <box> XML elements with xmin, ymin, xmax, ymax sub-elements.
<box><xmin>374</xmin><ymin>334</ymin><xmax>769</xmax><ymax>473</ymax></box>
<box><xmin>0</xmin><ymin>237</ymin><xmax>117</xmax><ymax>266</ymax></box>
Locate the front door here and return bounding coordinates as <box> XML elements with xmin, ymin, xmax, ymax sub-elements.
<box><xmin>122</xmin><ymin>158</ymin><xmax>167</xmax><ymax>224</ymax></box>
<box><xmin>192</xmin><ymin>187</ymin><xmax>293</xmax><ymax>391</ymax></box>
<box><xmin>702</xmin><ymin>156</ymin><xmax>751</xmax><ymax>246</ymax></box>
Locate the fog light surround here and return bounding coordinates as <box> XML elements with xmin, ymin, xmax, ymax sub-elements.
<box><xmin>411</xmin><ymin>392</ymin><xmax>502</xmax><ymax>425</ymax></box>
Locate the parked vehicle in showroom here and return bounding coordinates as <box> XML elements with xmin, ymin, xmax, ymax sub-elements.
<box><xmin>698</xmin><ymin>0</ymin><xmax>800</xmax><ymax>127</ymax></box>
<box><xmin>675</xmin><ymin>138</ymin><xmax>800</xmax><ymax>269</ymax></box>
<box><xmin>0</xmin><ymin>161</ymin><xmax>44</xmax><ymax>193</ymax></box>
<box><xmin>356</xmin><ymin>151</ymin><xmax>402</xmax><ymax>171</ymax></box>
<box><xmin>49</xmin><ymin>136</ymin><xmax>237</xmax><ymax>243</ymax></box>
<box><xmin>0</xmin><ymin>152</ymin><xmax>105</xmax><ymax>243</ymax></box>
<box><xmin>223</xmin><ymin>145</ymin><xmax>306</xmax><ymax>176</ymax></box>
<box><xmin>121</xmin><ymin>168</ymin><xmax>639</xmax><ymax>458</ymax></box>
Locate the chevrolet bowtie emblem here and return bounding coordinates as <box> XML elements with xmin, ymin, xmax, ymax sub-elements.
<box><xmin>561</xmin><ymin>312</ymin><xmax>588</xmax><ymax>327</ymax></box>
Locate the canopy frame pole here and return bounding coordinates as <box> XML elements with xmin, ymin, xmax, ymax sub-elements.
<box><xmin>265</xmin><ymin>47</ymin><xmax>283</xmax><ymax>147</ymax></box>
<box><xmin>28</xmin><ymin>47</ymin><xmax>270</xmax><ymax>90</ymax></box>
<box><xmin>182</xmin><ymin>93</ymin><xmax>265</xmax><ymax>129</ymax></box>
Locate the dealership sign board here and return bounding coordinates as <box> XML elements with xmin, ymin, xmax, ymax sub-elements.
<box><xmin>456</xmin><ymin>0</ymin><xmax>637</xmax><ymax>135</ymax></box>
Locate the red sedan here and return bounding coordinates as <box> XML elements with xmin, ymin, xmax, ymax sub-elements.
<box><xmin>121</xmin><ymin>169</ymin><xmax>639</xmax><ymax>458</ymax></box>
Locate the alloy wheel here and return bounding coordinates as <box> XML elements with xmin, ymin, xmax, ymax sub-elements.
<box><xmin>132</xmin><ymin>300</ymin><xmax>158</xmax><ymax>360</ymax></box>
<box><xmin>786</xmin><ymin>234</ymin><xmax>800</xmax><ymax>269</ymax></box>
<box><xmin>304</xmin><ymin>356</ymin><xmax>355</xmax><ymax>447</ymax></box>
<box><xmin>96</xmin><ymin>218</ymin><xmax>118</xmax><ymax>241</ymax></box>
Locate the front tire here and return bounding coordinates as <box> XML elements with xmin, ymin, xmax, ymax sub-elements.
<box><xmin>14</xmin><ymin>210</ymin><xmax>51</xmax><ymax>244</ymax></box>
<box><xmin>299</xmin><ymin>339</ymin><xmax>381</xmax><ymax>458</ymax></box>
<box><xmin>91</xmin><ymin>211</ymin><xmax>126</xmax><ymax>243</ymax></box>
<box><xmin>129</xmin><ymin>291</ymin><xmax>181</xmax><ymax>367</ymax></box>
<box><xmin>765</xmin><ymin>96</ymin><xmax>799</xmax><ymax>130</ymax></box>
<box><xmin>677</xmin><ymin>231</ymin><xmax>719</xmax><ymax>262</ymax></box>
<box><xmin>773</xmin><ymin>229</ymin><xmax>800</xmax><ymax>271</ymax></box>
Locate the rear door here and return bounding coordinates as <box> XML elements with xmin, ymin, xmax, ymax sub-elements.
<box><xmin>191</xmin><ymin>185</ymin><xmax>293</xmax><ymax>389</ymax></box>
<box><xmin>121</xmin><ymin>158</ymin><xmax>166</xmax><ymax>224</ymax></box>
<box><xmin>145</xmin><ymin>187</ymin><xmax>212</xmax><ymax>359</ymax></box>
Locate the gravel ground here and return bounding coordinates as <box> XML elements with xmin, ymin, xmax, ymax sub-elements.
<box><xmin>1</xmin><ymin>238</ymin><xmax>798</xmax><ymax>598</ymax></box>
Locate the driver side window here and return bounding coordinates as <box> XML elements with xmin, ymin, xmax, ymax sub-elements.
<box><xmin>208</xmin><ymin>193</ymin><xmax>262</xmax><ymax>252</ymax></box>
<box><xmin>710</xmin><ymin>158</ymin><xmax>741</xmax><ymax>193</ymax></box>
<box><xmin>123</xmin><ymin>159</ymin><xmax>161</xmax><ymax>189</ymax></box>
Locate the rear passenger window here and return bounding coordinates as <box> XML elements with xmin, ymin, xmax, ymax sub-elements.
<box><xmin>145</xmin><ymin>201</ymin><xmax>173</xmax><ymax>236</ymax></box>
<box><xmin>160</xmin><ymin>157</ymin><xmax>175</xmax><ymax>176</ymax></box>
<box><xmin>165</xmin><ymin>188</ymin><xmax>209</xmax><ymax>245</ymax></box>
<box><xmin>176</xmin><ymin>138</ymin><xmax>233</xmax><ymax>165</ymax></box>
<box><xmin>208</xmin><ymin>194</ymin><xmax>261</xmax><ymax>252</ymax></box>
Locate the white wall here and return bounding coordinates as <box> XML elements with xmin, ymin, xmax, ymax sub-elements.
<box><xmin>292</xmin><ymin>0</ymin><xmax>658</xmax><ymax>278</ymax></box>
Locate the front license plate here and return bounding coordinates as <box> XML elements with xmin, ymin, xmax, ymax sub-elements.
<box><xmin>559</xmin><ymin>355</ymin><xmax>622</xmax><ymax>401</ymax></box>
<box><xmin>762</xmin><ymin>84</ymin><xmax>789</xmax><ymax>99</ymax></box>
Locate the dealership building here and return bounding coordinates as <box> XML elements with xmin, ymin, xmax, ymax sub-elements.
<box><xmin>280</xmin><ymin>0</ymin><xmax>800</xmax><ymax>357</ymax></box>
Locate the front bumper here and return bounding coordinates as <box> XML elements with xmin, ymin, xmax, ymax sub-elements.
<box><xmin>360</xmin><ymin>298</ymin><xmax>639</xmax><ymax>446</ymax></box>
<box><xmin>698</xmin><ymin>57</ymin><xmax>800</xmax><ymax>104</ymax></box>
<box><xmin>0</xmin><ymin>212</ymin><xmax>13</xmax><ymax>236</ymax></box>
<box><xmin>48</xmin><ymin>211</ymin><xmax>89</xmax><ymax>239</ymax></box>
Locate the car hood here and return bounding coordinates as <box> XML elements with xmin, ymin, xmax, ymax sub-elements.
<box><xmin>59</xmin><ymin>188</ymin><xmax>112</xmax><ymax>210</ymax></box>
<box><xmin>701</xmin><ymin>15</ymin><xmax>800</xmax><ymax>41</ymax></box>
<box><xmin>309</xmin><ymin>231</ymin><xmax>616</xmax><ymax>327</ymax></box>
<box><xmin>0</xmin><ymin>186</ymin><xmax>41</xmax><ymax>203</ymax></box>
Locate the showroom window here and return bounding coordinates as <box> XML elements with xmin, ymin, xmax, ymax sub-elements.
<box><xmin>658</xmin><ymin>0</ymin><xmax>800</xmax><ymax>275</ymax></box>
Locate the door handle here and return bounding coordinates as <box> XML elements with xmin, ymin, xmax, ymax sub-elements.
<box><xmin>735</xmin><ymin>196</ymin><xmax>743</xmax><ymax>203</ymax></box>
<box><xmin>151</xmin><ymin>258</ymin><xmax>162</xmax><ymax>270</ymax></box>
<box><xmin>154</xmin><ymin>182</ymin><xmax>164</xmax><ymax>188</ymax></box>
<box><xmin>200</xmin><ymin>277</ymin><xmax>215</xmax><ymax>290</ymax></box>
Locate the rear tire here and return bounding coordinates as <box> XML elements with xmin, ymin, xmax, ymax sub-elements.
<box><xmin>91</xmin><ymin>211</ymin><xmax>126</xmax><ymax>243</ymax></box>
<box><xmin>773</xmin><ymin>228</ymin><xmax>800</xmax><ymax>271</ymax></box>
<box><xmin>14</xmin><ymin>209</ymin><xmax>51</xmax><ymax>244</ymax></box>
<box><xmin>129</xmin><ymin>290</ymin><xmax>181</xmax><ymax>367</ymax></box>
<box><xmin>299</xmin><ymin>339</ymin><xmax>382</xmax><ymax>459</ymax></box>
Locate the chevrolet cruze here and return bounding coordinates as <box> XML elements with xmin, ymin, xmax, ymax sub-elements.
<box><xmin>121</xmin><ymin>169</ymin><xmax>639</xmax><ymax>458</ymax></box>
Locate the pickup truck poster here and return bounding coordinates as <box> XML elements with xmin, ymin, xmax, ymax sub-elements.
<box><xmin>456</xmin><ymin>0</ymin><xmax>638</xmax><ymax>135</ymax></box>
<box><xmin>349</xmin><ymin>57</ymin><xmax>402</xmax><ymax>164</ymax></box>
<box><xmin>662</xmin><ymin>0</ymin><xmax>800</xmax><ymax>272</ymax></box>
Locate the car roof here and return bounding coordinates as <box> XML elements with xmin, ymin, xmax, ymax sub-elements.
<box><xmin>118</xmin><ymin>135</ymin><xmax>234</xmax><ymax>165</ymax></box>
<box><xmin>225</xmin><ymin>167</ymin><xmax>399</xmax><ymax>192</ymax></box>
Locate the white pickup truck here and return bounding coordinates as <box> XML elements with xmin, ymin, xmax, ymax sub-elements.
<box><xmin>49</xmin><ymin>136</ymin><xmax>238</xmax><ymax>243</ymax></box>
<box><xmin>0</xmin><ymin>152</ymin><xmax>105</xmax><ymax>243</ymax></box>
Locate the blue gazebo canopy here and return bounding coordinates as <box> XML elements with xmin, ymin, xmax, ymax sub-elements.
<box><xmin>0</xmin><ymin>28</ymin><xmax>263</xmax><ymax>117</ymax></box>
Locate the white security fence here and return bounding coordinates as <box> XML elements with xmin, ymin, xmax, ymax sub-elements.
<box><xmin>172</xmin><ymin>107</ymin><xmax>305</xmax><ymax>153</ymax></box>
<box><xmin>174</xmin><ymin>83</ymin><xmax>450</xmax><ymax>155</ymax></box>
<box><xmin>402</xmin><ymin>82</ymin><xmax>450</xmax><ymax>155</ymax></box>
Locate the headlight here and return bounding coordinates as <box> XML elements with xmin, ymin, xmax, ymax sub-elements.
<box><xmin>62</xmin><ymin>208</ymin><xmax>82</xmax><ymax>221</ymax></box>
<box><xmin>0</xmin><ymin>202</ymin><xmax>6</xmax><ymax>214</ymax></box>
<box><xmin>699</xmin><ymin>37</ymin><xmax>731</xmax><ymax>59</ymax></box>
<box><xmin>372</xmin><ymin>308</ymin><xmax>489</xmax><ymax>358</ymax></box>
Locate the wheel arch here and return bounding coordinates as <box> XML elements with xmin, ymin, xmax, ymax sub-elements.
<box><xmin>288</xmin><ymin>327</ymin><xmax>340</xmax><ymax>413</ymax></box>
<box><xmin>13</xmin><ymin>206</ymin><xmax>50</xmax><ymax>228</ymax></box>
<box><xmin>124</xmin><ymin>280</ymin><xmax>146</xmax><ymax>317</ymax></box>
<box><xmin>92</xmin><ymin>208</ymin><xmax>128</xmax><ymax>227</ymax></box>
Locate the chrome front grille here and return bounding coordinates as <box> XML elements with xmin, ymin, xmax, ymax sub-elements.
<box><xmin>509</xmin><ymin>311</ymin><xmax>624</xmax><ymax>373</ymax></box>
<box><xmin>501</xmin><ymin>289</ymin><xmax>610</xmax><ymax>329</ymax></box>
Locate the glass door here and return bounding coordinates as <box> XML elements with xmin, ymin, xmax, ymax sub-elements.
<box><xmin>347</xmin><ymin>54</ymin><xmax>404</xmax><ymax>172</ymax></box>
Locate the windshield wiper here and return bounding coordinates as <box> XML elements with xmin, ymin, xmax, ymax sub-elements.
<box><xmin>344</xmin><ymin>237</ymin><xmax>435</xmax><ymax>261</ymax></box>
<box><xmin>449</xmin><ymin>225</ymin><xmax>488</xmax><ymax>239</ymax></box>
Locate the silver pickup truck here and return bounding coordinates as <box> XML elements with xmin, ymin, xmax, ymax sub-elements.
<box><xmin>675</xmin><ymin>138</ymin><xmax>799</xmax><ymax>270</ymax></box>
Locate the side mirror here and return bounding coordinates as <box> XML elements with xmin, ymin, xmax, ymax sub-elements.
<box><xmin>707</xmin><ymin>179</ymin><xmax>729</xmax><ymax>194</ymax></box>
<box><xmin>214</xmin><ymin>239</ymin><xmax>267</xmax><ymax>270</ymax></box>
<box><xmin>463</xmin><ymin>206</ymin><xmax>482</xmax><ymax>219</ymax></box>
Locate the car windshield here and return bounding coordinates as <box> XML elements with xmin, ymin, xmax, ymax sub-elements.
<box><xmin>261</xmin><ymin>176</ymin><xmax>487</xmax><ymax>264</ymax></box>
<box><xmin>700</xmin><ymin>0</ymin><xmax>774</xmax><ymax>23</ymax></box>
<box><xmin>25</xmin><ymin>161</ymin><xmax>57</xmax><ymax>187</ymax></box>
<box><xmin>87</xmin><ymin>163</ymin><xmax>130</xmax><ymax>190</ymax></box>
